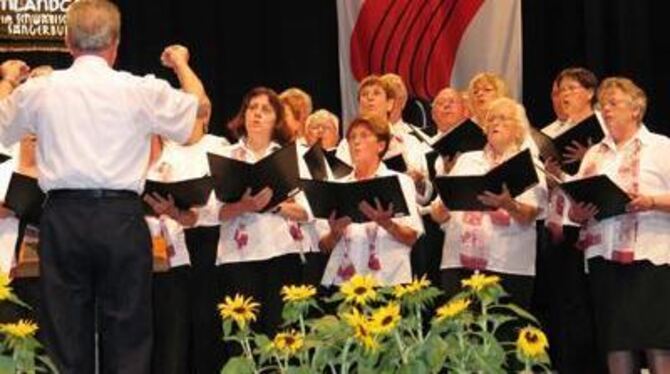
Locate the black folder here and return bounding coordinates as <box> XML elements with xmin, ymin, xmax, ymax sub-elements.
<box><xmin>300</xmin><ymin>176</ymin><xmax>410</xmax><ymax>223</ymax></box>
<box><xmin>302</xmin><ymin>143</ymin><xmax>329</xmax><ymax>181</ymax></box>
<box><xmin>143</xmin><ymin>176</ymin><xmax>214</xmax><ymax>211</ymax></box>
<box><xmin>207</xmin><ymin>143</ymin><xmax>300</xmax><ymax>211</ymax></box>
<box><xmin>430</xmin><ymin>120</ymin><xmax>487</xmax><ymax>158</ymax></box>
<box><xmin>433</xmin><ymin>149</ymin><xmax>539</xmax><ymax>211</ymax></box>
<box><xmin>560</xmin><ymin>175</ymin><xmax>631</xmax><ymax>221</ymax></box>
<box><xmin>542</xmin><ymin>115</ymin><xmax>604</xmax><ymax>175</ymax></box>
<box><xmin>323</xmin><ymin>149</ymin><xmax>353</xmax><ymax>179</ymax></box>
<box><xmin>3</xmin><ymin>172</ymin><xmax>45</xmax><ymax>224</ymax></box>
<box><xmin>383</xmin><ymin>153</ymin><xmax>408</xmax><ymax>173</ymax></box>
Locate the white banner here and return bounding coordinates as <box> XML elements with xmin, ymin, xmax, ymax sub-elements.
<box><xmin>338</xmin><ymin>0</ymin><xmax>522</xmax><ymax>126</ymax></box>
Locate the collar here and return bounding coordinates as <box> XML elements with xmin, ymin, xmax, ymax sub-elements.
<box><xmin>236</xmin><ymin>138</ymin><xmax>281</xmax><ymax>160</ymax></box>
<box><xmin>71</xmin><ymin>55</ymin><xmax>110</xmax><ymax>69</ymax></box>
<box><xmin>601</xmin><ymin>125</ymin><xmax>652</xmax><ymax>151</ymax></box>
<box><xmin>345</xmin><ymin>162</ymin><xmax>390</xmax><ymax>181</ymax></box>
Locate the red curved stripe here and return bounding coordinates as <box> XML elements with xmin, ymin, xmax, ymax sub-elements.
<box><xmin>350</xmin><ymin>0</ymin><xmax>484</xmax><ymax>100</ymax></box>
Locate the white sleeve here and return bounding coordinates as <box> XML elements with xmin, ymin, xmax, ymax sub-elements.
<box><xmin>137</xmin><ymin>75</ymin><xmax>198</xmax><ymax>144</ymax></box>
<box><xmin>0</xmin><ymin>81</ymin><xmax>40</xmax><ymax>147</ymax></box>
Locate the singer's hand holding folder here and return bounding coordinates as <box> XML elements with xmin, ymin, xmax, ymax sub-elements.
<box><xmin>143</xmin><ymin>176</ymin><xmax>214</xmax><ymax>211</ymax></box>
<box><xmin>433</xmin><ymin>149</ymin><xmax>539</xmax><ymax>211</ymax></box>
<box><xmin>560</xmin><ymin>174</ymin><xmax>631</xmax><ymax>221</ymax></box>
<box><xmin>207</xmin><ymin>143</ymin><xmax>300</xmax><ymax>211</ymax></box>
<box><xmin>300</xmin><ymin>176</ymin><xmax>410</xmax><ymax>223</ymax></box>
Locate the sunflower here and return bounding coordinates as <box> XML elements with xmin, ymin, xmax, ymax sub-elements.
<box><xmin>517</xmin><ymin>326</ymin><xmax>549</xmax><ymax>358</ymax></box>
<box><xmin>217</xmin><ymin>294</ymin><xmax>260</xmax><ymax>329</ymax></box>
<box><xmin>340</xmin><ymin>274</ymin><xmax>377</xmax><ymax>305</ymax></box>
<box><xmin>369</xmin><ymin>303</ymin><xmax>401</xmax><ymax>334</ymax></box>
<box><xmin>0</xmin><ymin>319</ymin><xmax>38</xmax><ymax>338</ymax></box>
<box><xmin>0</xmin><ymin>273</ymin><xmax>13</xmax><ymax>301</ymax></box>
<box><xmin>281</xmin><ymin>284</ymin><xmax>317</xmax><ymax>303</ymax></box>
<box><xmin>342</xmin><ymin>308</ymin><xmax>378</xmax><ymax>351</ymax></box>
<box><xmin>461</xmin><ymin>272</ymin><xmax>501</xmax><ymax>292</ymax></box>
<box><xmin>271</xmin><ymin>329</ymin><xmax>304</xmax><ymax>355</ymax></box>
<box><xmin>435</xmin><ymin>298</ymin><xmax>471</xmax><ymax>322</ymax></box>
<box><xmin>393</xmin><ymin>275</ymin><xmax>431</xmax><ymax>299</ymax></box>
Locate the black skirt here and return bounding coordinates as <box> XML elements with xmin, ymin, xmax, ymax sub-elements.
<box><xmin>588</xmin><ymin>257</ymin><xmax>670</xmax><ymax>351</ymax></box>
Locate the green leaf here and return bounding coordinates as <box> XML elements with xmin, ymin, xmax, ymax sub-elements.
<box><xmin>0</xmin><ymin>355</ymin><xmax>16</xmax><ymax>373</ymax></box>
<box><xmin>37</xmin><ymin>354</ymin><xmax>60</xmax><ymax>374</ymax></box>
<box><xmin>286</xmin><ymin>366</ymin><xmax>315</xmax><ymax>374</ymax></box>
<box><xmin>396</xmin><ymin>359</ymin><xmax>428</xmax><ymax>374</ymax></box>
<box><xmin>492</xmin><ymin>303</ymin><xmax>540</xmax><ymax>325</ymax></box>
<box><xmin>220</xmin><ymin>357</ymin><xmax>254</xmax><ymax>374</ymax></box>
<box><xmin>222</xmin><ymin>319</ymin><xmax>233</xmax><ymax>337</ymax></box>
<box><xmin>418</xmin><ymin>334</ymin><xmax>449</xmax><ymax>372</ymax></box>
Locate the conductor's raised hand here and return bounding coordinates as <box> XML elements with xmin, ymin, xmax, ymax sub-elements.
<box><xmin>160</xmin><ymin>45</ymin><xmax>190</xmax><ymax>69</ymax></box>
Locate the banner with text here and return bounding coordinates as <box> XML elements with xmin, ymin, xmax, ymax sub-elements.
<box><xmin>0</xmin><ymin>0</ymin><xmax>73</xmax><ymax>52</ymax></box>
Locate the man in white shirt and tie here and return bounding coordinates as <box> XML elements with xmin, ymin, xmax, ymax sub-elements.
<box><xmin>0</xmin><ymin>1</ymin><xmax>210</xmax><ymax>372</ymax></box>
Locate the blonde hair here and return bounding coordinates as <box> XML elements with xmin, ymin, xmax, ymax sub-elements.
<box><xmin>597</xmin><ymin>77</ymin><xmax>647</xmax><ymax>122</ymax></box>
<box><xmin>357</xmin><ymin>75</ymin><xmax>397</xmax><ymax>101</ymax></box>
<box><xmin>380</xmin><ymin>73</ymin><xmax>408</xmax><ymax>106</ymax></box>
<box><xmin>306</xmin><ymin>109</ymin><xmax>339</xmax><ymax>131</ymax></box>
<box><xmin>66</xmin><ymin>0</ymin><xmax>120</xmax><ymax>52</ymax></box>
<box><xmin>484</xmin><ymin>97</ymin><xmax>529</xmax><ymax>147</ymax></box>
<box><xmin>467</xmin><ymin>72</ymin><xmax>509</xmax><ymax>100</ymax></box>
<box><xmin>279</xmin><ymin>87</ymin><xmax>313</xmax><ymax>123</ymax></box>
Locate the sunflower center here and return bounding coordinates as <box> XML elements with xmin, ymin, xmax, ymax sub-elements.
<box><xmin>354</xmin><ymin>286</ymin><xmax>367</xmax><ymax>295</ymax></box>
<box><xmin>382</xmin><ymin>316</ymin><xmax>393</xmax><ymax>326</ymax></box>
<box><xmin>525</xmin><ymin>331</ymin><xmax>538</xmax><ymax>343</ymax></box>
<box><xmin>285</xmin><ymin>336</ymin><xmax>295</xmax><ymax>345</ymax></box>
<box><xmin>357</xmin><ymin>325</ymin><xmax>368</xmax><ymax>337</ymax></box>
<box><xmin>233</xmin><ymin>307</ymin><xmax>247</xmax><ymax>314</ymax></box>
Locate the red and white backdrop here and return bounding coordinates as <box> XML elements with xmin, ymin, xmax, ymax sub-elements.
<box><xmin>337</xmin><ymin>0</ymin><xmax>522</xmax><ymax>125</ymax></box>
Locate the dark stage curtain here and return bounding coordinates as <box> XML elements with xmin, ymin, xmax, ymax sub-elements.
<box><xmin>3</xmin><ymin>0</ymin><xmax>669</xmax><ymax>136</ymax></box>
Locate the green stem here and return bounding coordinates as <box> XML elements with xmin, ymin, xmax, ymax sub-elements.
<box><xmin>340</xmin><ymin>339</ymin><xmax>352</xmax><ymax>374</ymax></box>
<box><xmin>241</xmin><ymin>337</ymin><xmax>257</xmax><ymax>371</ymax></box>
<box><xmin>299</xmin><ymin>314</ymin><xmax>306</xmax><ymax>336</ymax></box>
<box><xmin>415</xmin><ymin>305</ymin><xmax>425</xmax><ymax>342</ymax></box>
<box><xmin>393</xmin><ymin>330</ymin><xmax>409</xmax><ymax>364</ymax></box>
<box><xmin>273</xmin><ymin>353</ymin><xmax>286</xmax><ymax>372</ymax></box>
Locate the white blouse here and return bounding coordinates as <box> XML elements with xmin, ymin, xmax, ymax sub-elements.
<box><xmin>319</xmin><ymin>164</ymin><xmax>424</xmax><ymax>286</ymax></box>
<box><xmin>574</xmin><ymin>126</ymin><xmax>670</xmax><ymax>267</ymax></box>
<box><xmin>336</xmin><ymin>123</ymin><xmax>432</xmax><ymax>205</ymax></box>
<box><xmin>205</xmin><ymin>140</ymin><xmax>314</xmax><ymax>264</ymax></box>
<box><xmin>439</xmin><ymin>150</ymin><xmax>548</xmax><ymax>276</ymax></box>
<box><xmin>0</xmin><ymin>145</ymin><xmax>19</xmax><ymax>275</ymax></box>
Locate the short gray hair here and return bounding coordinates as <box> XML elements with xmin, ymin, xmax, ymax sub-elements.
<box><xmin>66</xmin><ymin>0</ymin><xmax>120</xmax><ymax>52</ymax></box>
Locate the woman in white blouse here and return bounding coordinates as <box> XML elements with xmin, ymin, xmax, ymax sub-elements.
<box><xmin>430</xmin><ymin>97</ymin><xmax>547</xmax><ymax>309</ymax></box>
<box><xmin>212</xmin><ymin>87</ymin><xmax>309</xmax><ymax>337</ymax></box>
<box><xmin>319</xmin><ymin>115</ymin><xmax>423</xmax><ymax>286</ymax></box>
<box><xmin>568</xmin><ymin>77</ymin><xmax>670</xmax><ymax>373</ymax></box>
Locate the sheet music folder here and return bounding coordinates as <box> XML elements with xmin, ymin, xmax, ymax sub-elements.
<box><xmin>560</xmin><ymin>174</ymin><xmax>631</xmax><ymax>221</ymax></box>
<box><xmin>323</xmin><ymin>149</ymin><xmax>353</xmax><ymax>179</ymax></box>
<box><xmin>540</xmin><ymin>115</ymin><xmax>604</xmax><ymax>175</ymax></box>
<box><xmin>4</xmin><ymin>172</ymin><xmax>45</xmax><ymax>224</ymax></box>
<box><xmin>143</xmin><ymin>176</ymin><xmax>214</xmax><ymax>210</ymax></box>
<box><xmin>302</xmin><ymin>144</ymin><xmax>328</xmax><ymax>181</ymax></box>
<box><xmin>207</xmin><ymin>143</ymin><xmax>300</xmax><ymax>211</ymax></box>
<box><xmin>430</xmin><ymin>120</ymin><xmax>487</xmax><ymax>158</ymax></box>
<box><xmin>300</xmin><ymin>176</ymin><xmax>410</xmax><ymax>223</ymax></box>
<box><xmin>433</xmin><ymin>149</ymin><xmax>539</xmax><ymax>211</ymax></box>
